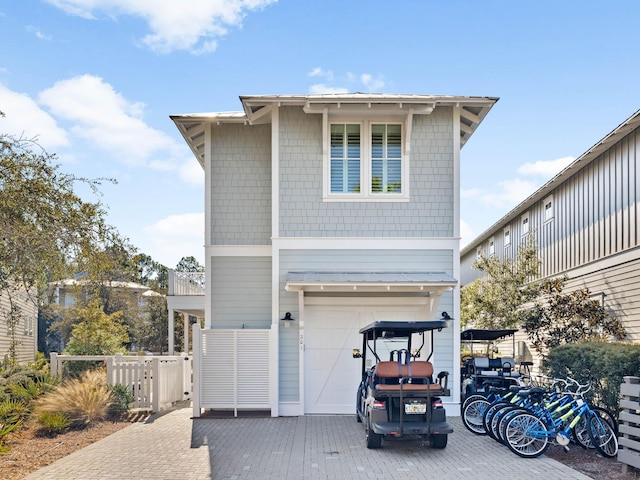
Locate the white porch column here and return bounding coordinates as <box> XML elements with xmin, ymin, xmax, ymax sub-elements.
<box><xmin>183</xmin><ymin>314</ymin><xmax>189</xmax><ymax>353</ymax></box>
<box><xmin>168</xmin><ymin>307</ymin><xmax>175</xmax><ymax>355</ymax></box>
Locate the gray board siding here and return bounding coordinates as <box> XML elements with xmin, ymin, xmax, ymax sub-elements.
<box><xmin>210</xmin><ymin>123</ymin><xmax>272</xmax><ymax>245</ymax></box>
<box><xmin>278</xmin><ymin>106</ymin><xmax>455</xmax><ymax>238</ymax></box>
<box><xmin>210</xmin><ymin>256</ymin><xmax>272</xmax><ymax>329</ymax></box>
<box><xmin>464</xmin><ymin>125</ymin><xmax>639</xmax><ymax>280</ymax></box>
<box><xmin>0</xmin><ymin>290</ymin><xmax>37</xmax><ymax>363</ymax></box>
<box><xmin>564</xmin><ymin>250</ymin><xmax>640</xmax><ymax>342</ymax></box>
<box><xmin>278</xmin><ymin>249</ymin><xmax>454</xmax><ymax>402</ymax></box>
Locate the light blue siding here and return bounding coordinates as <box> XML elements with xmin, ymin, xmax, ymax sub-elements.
<box><xmin>278</xmin><ymin>106</ymin><xmax>455</xmax><ymax>238</ymax></box>
<box><xmin>210</xmin><ymin>123</ymin><xmax>272</xmax><ymax>245</ymax></box>
<box><xmin>210</xmin><ymin>256</ymin><xmax>271</xmax><ymax>329</ymax></box>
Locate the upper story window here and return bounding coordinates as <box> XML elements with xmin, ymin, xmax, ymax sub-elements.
<box><xmin>504</xmin><ymin>229</ymin><xmax>511</xmax><ymax>247</ymax></box>
<box><xmin>488</xmin><ymin>237</ymin><xmax>495</xmax><ymax>256</ymax></box>
<box><xmin>326</xmin><ymin>121</ymin><xmax>406</xmax><ymax>200</ymax></box>
<box><xmin>521</xmin><ymin>213</ymin><xmax>529</xmax><ymax>236</ymax></box>
<box><xmin>544</xmin><ymin>196</ymin><xmax>554</xmax><ymax>222</ymax></box>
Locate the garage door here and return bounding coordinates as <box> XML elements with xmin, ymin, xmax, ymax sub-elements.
<box><xmin>304</xmin><ymin>302</ymin><xmax>427</xmax><ymax>414</ymax></box>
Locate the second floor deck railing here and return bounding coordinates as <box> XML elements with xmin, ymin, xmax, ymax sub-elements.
<box><xmin>168</xmin><ymin>270</ymin><xmax>205</xmax><ymax>296</ymax></box>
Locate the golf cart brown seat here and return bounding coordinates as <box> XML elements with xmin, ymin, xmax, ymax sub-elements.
<box><xmin>373</xmin><ymin>361</ymin><xmax>445</xmax><ymax>392</ymax></box>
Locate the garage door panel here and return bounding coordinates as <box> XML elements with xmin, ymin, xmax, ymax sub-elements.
<box><xmin>304</xmin><ymin>304</ymin><xmax>425</xmax><ymax>414</ymax></box>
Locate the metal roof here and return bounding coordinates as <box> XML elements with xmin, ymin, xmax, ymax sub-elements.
<box><xmin>285</xmin><ymin>271</ymin><xmax>457</xmax><ymax>293</ymax></box>
<box><xmin>171</xmin><ymin>93</ymin><xmax>498</xmax><ymax>166</ymax></box>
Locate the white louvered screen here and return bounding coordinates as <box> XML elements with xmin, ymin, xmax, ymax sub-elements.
<box><xmin>199</xmin><ymin>329</ymin><xmax>270</xmax><ymax>411</ymax></box>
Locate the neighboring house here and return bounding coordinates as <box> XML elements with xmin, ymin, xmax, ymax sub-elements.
<box><xmin>47</xmin><ymin>278</ymin><xmax>164</xmax><ymax>353</ymax></box>
<box><xmin>52</xmin><ymin>278</ymin><xmax>163</xmax><ymax>308</ymax></box>
<box><xmin>172</xmin><ymin>93</ymin><xmax>498</xmax><ymax>417</ymax></box>
<box><xmin>0</xmin><ymin>287</ymin><xmax>38</xmax><ymax>363</ymax></box>
<box><xmin>461</xmin><ymin>108</ymin><xmax>640</xmax><ymax>366</ymax></box>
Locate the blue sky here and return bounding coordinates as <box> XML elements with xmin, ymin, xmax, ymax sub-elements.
<box><xmin>1</xmin><ymin>1</ymin><xmax>639</xmax><ymax>268</ymax></box>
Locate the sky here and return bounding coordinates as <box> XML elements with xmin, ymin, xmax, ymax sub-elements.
<box><xmin>1</xmin><ymin>1</ymin><xmax>640</xmax><ymax>268</ymax></box>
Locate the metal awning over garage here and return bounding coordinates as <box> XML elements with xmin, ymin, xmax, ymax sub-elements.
<box><xmin>285</xmin><ymin>271</ymin><xmax>457</xmax><ymax>294</ymax></box>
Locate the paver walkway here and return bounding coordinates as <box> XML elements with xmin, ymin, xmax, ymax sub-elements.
<box><xmin>28</xmin><ymin>408</ymin><xmax>593</xmax><ymax>479</ymax></box>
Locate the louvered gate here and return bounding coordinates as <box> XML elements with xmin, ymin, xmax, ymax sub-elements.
<box><xmin>193</xmin><ymin>327</ymin><xmax>271</xmax><ymax>416</ymax></box>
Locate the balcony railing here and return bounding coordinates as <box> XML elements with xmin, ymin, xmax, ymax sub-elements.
<box><xmin>168</xmin><ymin>270</ymin><xmax>205</xmax><ymax>296</ymax></box>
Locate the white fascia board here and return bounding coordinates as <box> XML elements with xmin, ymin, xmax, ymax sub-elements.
<box><xmin>272</xmin><ymin>237</ymin><xmax>459</xmax><ymax>250</ymax></box>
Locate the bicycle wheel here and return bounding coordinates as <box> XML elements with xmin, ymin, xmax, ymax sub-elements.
<box><xmin>489</xmin><ymin>403</ymin><xmax>516</xmax><ymax>443</ymax></box>
<box><xmin>483</xmin><ymin>401</ymin><xmax>509</xmax><ymax>441</ymax></box>
<box><xmin>588</xmin><ymin>412</ymin><xmax>618</xmax><ymax>457</ymax></box>
<box><xmin>462</xmin><ymin>398</ymin><xmax>490</xmax><ymax>435</ymax></box>
<box><xmin>572</xmin><ymin>407</ymin><xmax>616</xmax><ymax>449</ymax></box>
<box><xmin>462</xmin><ymin>393</ymin><xmax>487</xmax><ymax>411</ymax></box>
<box><xmin>498</xmin><ymin>406</ymin><xmax>530</xmax><ymax>444</ymax></box>
<box><xmin>504</xmin><ymin>412</ymin><xmax>550</xmax><ymax>458</ymax></box>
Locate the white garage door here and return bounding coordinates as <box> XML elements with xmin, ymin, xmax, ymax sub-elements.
<box><xmin>304</xmin><ymin>302</ymin><xmax>427</xmax><ymax>414</ymax></box>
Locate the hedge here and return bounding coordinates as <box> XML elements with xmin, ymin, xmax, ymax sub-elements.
<box><xmin>543</xmin><ymin>342</ymin><xmax>640</xmax><ymax>417</ymax></box>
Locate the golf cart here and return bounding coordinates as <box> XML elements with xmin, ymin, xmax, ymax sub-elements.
<box><xmin>353</xmin><ymin>319</ymin><xmax>452</xmax><ymax>449</ymax></box>
<box><xmin>460</xmin><ymin>328</ymin><xmax>531</xmax><ymax>400</ymax></box>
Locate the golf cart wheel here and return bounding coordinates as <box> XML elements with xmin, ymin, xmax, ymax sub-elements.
<box><xmin>431</xmin><ymin>434</ymin><xmax>448</xmax><ymax>449</ymax></box>
<box><xmin>356</xmin><ymin>411</ymin><xmax>362</xmax><ymax>423</ymax></box>
<box><xmin>366</xmin><ymin>418</ymin><xmax>382</xmax><ymax>449</ymax></box>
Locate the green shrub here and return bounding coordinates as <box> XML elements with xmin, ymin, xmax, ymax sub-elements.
<box><xmin>0</xmin><ymin>399</ymin><xmax>29</xmax><ymax>423</ymax></box>
<box><xmin>108</xmin><ymin>384</ymin><xmax>134</xmax><ymax>416</ymax></box>
<box><xmin>37</xmin><ymin>411</ymin><xmax>71</xmax><ymax>435</ymax></box>
<box><xmin>36</xmin><ymin>370</ymin><xmax>112</xmax><ymax>428</ymax></box>
<box><xmin>544</xmin><ymin>341</ymin><xmax>640</xmax><ymax>416</ymax></box>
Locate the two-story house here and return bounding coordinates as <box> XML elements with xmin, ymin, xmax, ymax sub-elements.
<box><xmin>172</xmin><ymin>93</ymin><xmax>498</xmax><ymax>417</ymax></box>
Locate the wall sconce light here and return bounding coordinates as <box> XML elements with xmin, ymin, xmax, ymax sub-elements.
<box><xmin>440</xmin><ymin>311</ymin><xmax>453</xmax><ymax>331</ymax></box>
<box><xmin>281</xmin><ymin>312</ymin><xmax>295</xmax><ymax>328</ymax></box>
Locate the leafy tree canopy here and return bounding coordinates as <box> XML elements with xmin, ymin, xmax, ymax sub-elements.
<box><xmin>521</xmin><ymin>278</ymin><xmax>626</xmax><ymax>355</ymax></box>
<box><xmin>461</xmin><ymin>238</ymin><xmax>541</xmax><ymax>328</ymax></box>
<box><xmin>63</xmin><ymin>300</ymin><xmax>129</xmax><ymax>355</ymax></box>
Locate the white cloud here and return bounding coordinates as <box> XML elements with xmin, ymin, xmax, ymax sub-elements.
<box><xmin>26</xmin><ymin>26</ymin><xmax>53</xmax><ymax>41</ymax></box>
<box><xmin>307</xmin><ymin>68</ymin><xmax>385</xmax><ymax>94</ymax></box>
<box><xmin>518</xmin><ymin>156</ymin><xmax>575</xmax><ymax>177</ymax></box>
<box><xmin>179</xmin><ymin>159</ymin><xmax>205</xmax><ymax>186</ymax></box>
<box><xmin>460</xmin><ymin>219</ymin><xmax>475</xmax><ymax>249</ymax></box>
<box><xmin>45</xmin><ymin>0</ymin><xmax>277</xmax><ymax>54</ymax></box>
<box><xmin>360</xmin><ymin>73</ymin><xmax>385</xmax><ymax>92</ymax></box>
<box><xmin>0</xmin><ymin>84</ymin><xmax>69</xmax><ymax>148</ymax></box>
<box><xmin>309</xmin><ymin>84</ymin><xmax>349</xmax><ymax>95</ymax></box>
<box><xmin>478</xmin><ymin>178</ymin><xmax>539</xmax><ymax>209</ymax></box>
<box><xmin>142</xmin><ymin>212</ymin><xmax>205</xmax><ymax>266</ymax></box>
<box><xmin>38</xmin><ymin>74</ymin><xmax>186</xmax><ymax>167</ymax></box>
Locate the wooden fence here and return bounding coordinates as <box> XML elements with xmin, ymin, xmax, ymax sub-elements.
<box><xmin>619</xmin><ymin>376</ymin><xmax>640</xmax><ymax>473</ymax></box>
<box><xmin>49</xmin><ymin>353</ymin><xmax>192</xmax><ymax>412</ymax></box>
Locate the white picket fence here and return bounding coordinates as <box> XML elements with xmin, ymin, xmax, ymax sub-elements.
<box><xmin>49</xmin><ymin>353</ymin><xmax>192</xmax><ymax>412</ymax></box>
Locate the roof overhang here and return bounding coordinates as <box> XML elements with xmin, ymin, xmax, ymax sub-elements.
<box><xmin>171</xmin><ymin>93</ymin><xmax>498</xmax><ymax>166</ymax></box>
<box><xmin>285</xmin><ymin>271</ymin><xmax>457</xmax><ymax>294</ymax></box>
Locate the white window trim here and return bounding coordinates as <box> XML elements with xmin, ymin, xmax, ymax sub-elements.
<box><xmin>544</xmin><ymin>195</ymin><xmax>554</xmax><ymax>223</ymax></box>
<box><xmin>488</xmin><ymin>237</ymin><xmax>495</xmax><ymax>256</ymax></box>
<box><xmin>322</xmin><ymin>113</ymin><xmax>410</xmax><ymax>202</ymax></box>
<box><xmin>504</xmin><ymin>228</ymin><xmax>511</xmax><ymax>247</ymax></box>
<box><xmin>521</xmin><ymin>213</ymin><xmax>530</xmax><ymax>237</ymax></box>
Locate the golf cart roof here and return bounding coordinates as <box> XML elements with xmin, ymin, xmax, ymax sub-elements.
<box><xmin>359</xmin><ymin>320</ymin><xmax>447</xmax><ymax>337</ymax></box>
<box><xmin>460</xmin><ymin>329</ymin><xmax>518</xmax><ymax>342</ymax></box>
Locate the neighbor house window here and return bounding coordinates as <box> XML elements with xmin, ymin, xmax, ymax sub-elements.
<box><xmin>521</xmin><ymin>213</ymin><xmax>529</xmax><ymax>236</ymax></box>
<box><xmin>504</xmin><ymin>229</ymin><xmax>511</xmax><ymax>247</ymax></box>
<box><xmin>544</xmin><ymin>196</ymin><xmax>554</xmax><ymax>222</ymax></box>
<box><xmin>327</xmin><ymin>121</ymin><xmax>406</xmax><ymax>200</ymax></box>
<box><xmin>488</xmin><ymin>237</ymin><xmax>495</xmax><ymax>256</ymax></box>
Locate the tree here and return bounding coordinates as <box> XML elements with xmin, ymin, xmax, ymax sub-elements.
<box><xmin>175</xmin><ymin>256</ymin><xmax>204</xmax><ymax>272</ymax></box>
<box><xmin>64</xmin><ymin>300</ymin><xmax>129</xmax><ymax>355</ymax></box>
<box><xmin>461</xmin><ymin>238</ymin><xmax>541</xmax><ymax>328</ymax></box>
<box><xmin>136</xmin><ymin>296</ymin><xmax>168</xmax><ymax>354</ymax></box>
<box><xmin>521</xmin><ymin>278</ymin><xmax>626</xmax><ymax>356</ymax></box>
<box><xmin>0</xmin><ymin>125</ymin><xmax>132</xmax><ymax>362</ymax></box>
